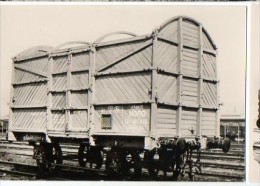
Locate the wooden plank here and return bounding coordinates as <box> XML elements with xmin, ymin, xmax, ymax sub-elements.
<box><xmin>14</xmin><ymin>53</ymin><xmax>48</xmax><ymax>63</ymax></box>
<box><xmin>203</xmin><ymin>48</ymin><xmax>217</xmax><ymax>55</ymax></box>
<box><xmin>71</xmin><ymin>68</ymin><xmax>89</xmax><ymax>73</ymax></box>
<box><xmin>51</xmin><ymin>107</ymin><xmax>88</xmax><ymax>111</ymax></box>
<box><xmin>93</xmin><ymin>100</ymin><xmax>151</xmax><ymax>106</ymax></box>
<box><xmin>13</xmin><ymin>79</ymin><xmax>47</xmax><ymax>86</ymax></box>
<box><xmin>11</xmin><ymin>105</ymin><xmax>47</xmax><ymax>109</ymax></box>
<box><xmin>95</xmin><ymin>68</ymin><xmax>152</xmax><ymax>77</ymax></box>
<box><xmin>14</xmin><ymin>64</ymin><xmax>48</xmax><ymax>78</ymax></box>
<box><xmin>157</xmin><ymin>36</ymin><xmax>178</xmax><ymax>46</ymax></box>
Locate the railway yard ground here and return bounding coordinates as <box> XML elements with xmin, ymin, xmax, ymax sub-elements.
<box><xmin>0</xmin><ymin>134</ymin><xmax>245</xmax><ymax>182</ymax></box>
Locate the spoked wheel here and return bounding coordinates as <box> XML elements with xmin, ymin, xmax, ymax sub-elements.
<box><xmin>123</xmin><ymin>150</ymin><xmax>142</xmax><ymax>177</ymax></box>
<box><xmin>144</xmin><ymin>149</ymin><xmax>160</xmax><ymax>178</ymax></box>
<box><xmin>51</xmin><ymin>143</ymin><xmax>63</xmax><ymax>167</ymax></box>
<box><xmin>34</xmin><ymin>142</ymin><xmax>63</xmax><ymax>172</ymax></box>
<box><xmin>78</xmin><ymin>143</ymin><xmax>89</xmax><ymax>167</ymax></box>
<box><xmin>78</xmin><ymin>144</ymin><xmax>103</xmax><ymax>169</ymax></box>
<box><xmin>144</xmin><ymin>148</ymin><xmax>176</xmax><ymax>179</ymax></box>
<box><xmin>105</xmin><ymin>149</ymin><xmax>123</xmax><ymax>175</ymax></box>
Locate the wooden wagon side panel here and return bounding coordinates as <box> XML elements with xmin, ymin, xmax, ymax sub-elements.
<box><xmin>94</xmin><ymin>105</ymin><xmax>150</xmax><ymax>135</ymax></box>
<box><xmin>12</xmin><ymin>108</ymin><xmax>46</xmax><ymax>131</ymax></box>
<box><xmin>11</xmin><ymin>56</ymin><xmax>49</xmax><ymax>132</ymax></box>
<box><xmin>182</xmin><ymin>48</ymin><xmax>199</xmax><ymax>77</ymax></box>
<box><xmin>95</xmin><ymin>73</ymin><xmax>151</xmax><ymax>104</ymax></box>
<box><xmin>156</xmin><ymin>106</ymin><xmax>177</xmax><ymax>137</ymax></box>
<box><xmin>157</xmin><ymin>74</ymin><xmax>178</xmax><ymax>104</ymax></box>
<box><xmin>202</xmin><ymin>31</ymin><xmax>214</xmax><ymax>50</ymax></box>
<box><xmin>51</xmin><ymin>110</ymin><xmax>66</xmax><ymax>131</ymax></box>
<box><xmin>13</xmin><ymin>82</ymin><xmax>47</xmax><ymax>106</ymax></box>
<box><xmin>181</xmin><ymin>108</ymin><xmax>198</xmax><ymax>137</ymax></box>
<box><xmin>96</xmin><ymin>40</ymin><xmax>148</xmax><ymax>71</ymax></box>
<box><xmin>16</xmin><ymin>57</ymin><xmax>49</xmax><ymax>73</ymax></box>
<box><xmin>182</xmin><ymin>20</ymin><xmax>199</xmax><ymax>48</ymax></box>
<box><xmin>49</xmin><ymin>51</ymin><xmax>90</xmax><ymax>133</ymax></box>
<box><xmin>156</xmin><ymin>41</ymin><xmax>178</xmax><ymax>72</ymax></box>
<box><xmin>201</xmin><ymin>109</ymin><xmax>217</xmax><ymax>137</ymax></box>
<box><xmin>202</xmin><ymin>53</ymin><xmax>216</xmax><ymax>79</ymax></box>
<box><xmin>202</xmin><ymin>81</ymin><xmax>217</xmax><ymax>107</ymax></box>
<box><xmin>158</xmin><ymin>20</ymin><xmax>178</xmax><ymax>42</ymax></box>
<box><xmin>182</xmin><ymin>78</ymin><xmax>198</xmax><ymax>106</ymax></box>
<box><xmin>52</xmin><ymin>74</ymin><xmax>67</xmax><ymax>90</ymax></box>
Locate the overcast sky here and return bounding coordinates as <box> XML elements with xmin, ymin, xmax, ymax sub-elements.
<box><xmin>0</xmin><ymin>5</ymin><xmax>246</xmax><ymax>118</ymax></box>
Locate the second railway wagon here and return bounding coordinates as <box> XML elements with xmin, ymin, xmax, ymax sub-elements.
<box><xmin>7</xmin><ymin>16</ymin><xmax>230</xmax><ymax>179</ymax></box>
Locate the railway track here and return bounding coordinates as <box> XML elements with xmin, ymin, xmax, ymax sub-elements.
<box><xmin>0</xmin><ymin>138</ymin><xmax>245</xmax><ymax>181</ymax></box>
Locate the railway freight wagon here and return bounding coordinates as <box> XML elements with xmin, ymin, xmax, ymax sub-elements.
<box><xmin>7</xmin><ymin>16</ymin><xmax>230</xmax><ymax>180</ymax></box>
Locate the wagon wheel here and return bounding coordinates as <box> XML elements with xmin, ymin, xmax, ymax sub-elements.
<box><xmin>105</xmin><ymin>150</ymin><xmax>121</xmax><ymax>175</ymax></box>
<box><xmin>171</xmin><ymin>138</ymin><xmax>188</xmax><ymax>180</ymax></box>
<box><xmin>88</xmin><ymin>146</ymin><xmax>103</xmax><ymax>169</ymax></box>
<box><xmin>222</xmin><ymin>138</ymin><xmax>231</xmax><ymax>153</ymax></box>
<box><xmin>78</xmin><ymin>143</ymin><xmax>89</xmax><ymax>167</ymax></box>
<box><xmin>124</xmin><ymin>150</ymin><xmax>142</xmax><ymax>177</ymax></box>
<box><xmin>34</xmin><ymin>145</ymin><xmax>45</xmax><ymax>169</ymax></box>
<box><xmin>78</xmin><ymin>144</ymin><xmax>103</xmax><ymax>169</ymax></box>
<box><xmin>144</xmin><ymin>149</ymin><xmax>160</xmax><ymax>178</ymax></box>
<box><xmin>35</xmin><ymin>143</ymin><xmax>63</xmax><ymax>172</ymax></box>
<box><xmin>51</xmin><ymin>143</ymin><xmax>63</xmax><ymax>166</ymax></box>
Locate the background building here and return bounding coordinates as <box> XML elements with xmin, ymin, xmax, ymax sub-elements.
<box><xmin>220</xmin><ymin>115</ymin><xmax>245</xmax><ymax>141</ymax></box>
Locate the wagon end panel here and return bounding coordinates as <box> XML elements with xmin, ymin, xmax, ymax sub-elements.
<box><xmin>8</xmin><ymin>51</ymin><xmax>50</xmax><ymax>141</ymax></box>
<box><xmin>156</xmin><ymin>16</ymin><xmax>218</xmax><ymax>140</ymax></box>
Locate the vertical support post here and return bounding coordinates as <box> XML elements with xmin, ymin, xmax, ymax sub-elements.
<box><xmin>66</xmin><ymin>53</ymin><xmax>72</xmax><ymax>133</ymax></box>
<box><xmin>150</xmin><ymin>30</ymin><xmax>158</xmax><ymax>137</ymax></box>
<box><xmin>215</xmin><ymin>49</ymin><xmax>220</xmax><ymax>137</ymax></box>
<box><xmin>197</xmin><ymin>24</ymin><xmax>203</xmax><ymax>137</ymax></box>
<box><xmin>9</xmin><ymin>61</ymin><xmax>15</xmax><ymax>131</ymax></box>
<box><xmin>176</xmin><ymin>17</ymin><xmax>183</xmax><ymax>137</ymax></box>
<box><xmin>7</xmin><ymin>59</ymin><xmax>16</xmax><ymax>140</ymax></box>
<box><xmin>47</xmin><ymin>56</ymin><xmax>53</xmax><ymax>132</ymax></box>
<box><xmin>89</xmin><ymin>46</ymin><xmax>96</xmax><ymax>140</ymax></box>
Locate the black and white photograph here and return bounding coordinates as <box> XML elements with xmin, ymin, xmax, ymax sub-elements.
<box><xmin>0</xmin><ymin>2</ymin><xmax>258</xmax><ymax>184</ymax></box>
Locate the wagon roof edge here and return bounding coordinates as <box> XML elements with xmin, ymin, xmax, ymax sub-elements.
<box><xmin>13</xmin><ymin>45</ymin><xmax>53</xmax><ymax>62</ymax></box>
<box><xmin>157</xmin><ymin>15</ymin><xmax>217</xmax><ymax>50</ymax></box>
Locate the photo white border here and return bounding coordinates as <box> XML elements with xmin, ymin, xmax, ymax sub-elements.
<box><xmin>0</xmin><ymin>1</ymin><xmax>259</xmax><ymax>185</ymax></box>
